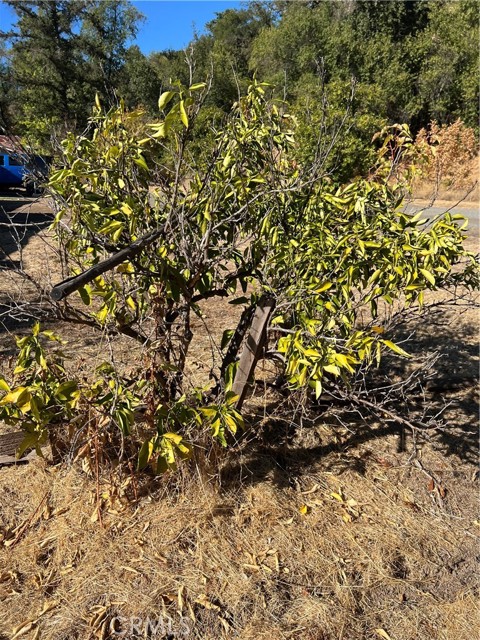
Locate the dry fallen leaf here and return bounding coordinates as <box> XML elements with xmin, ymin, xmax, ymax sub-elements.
<box><xmin>177</xmin><ymin>585</ymin><xmax>185</xmax><ymax>615</ymax></box>
<box><xmin>11</xmin><ymin>600</ymin><xmax>58</xmax><ymax>639</ymax></box>
<box><xmin>404</xmin><ymin>499</ymin><xmax>420</xmax><ymax>512</ymax></box>
<box><xmin>375</xmin><ymin>629</ymin><xmax>394</xmax><ymax>640</ymax></box>
<box><xmin>195</xmin><ymin>594</ymin><xmax>221</xmax><ymax>612</ymax></box>
<box><xmin>11</xmin><ymin>620</ymin><xmax>36</xmax><ymax>640</ymax></box>
<box><xmin>301</xmin><ymin>484</ymin><xmax>319</xmax><ymax>495</ymax></box>
<box><xmin>371</xmin><ymin>326</ymin><xmax>385</xmax><ymax>334</ymax></box>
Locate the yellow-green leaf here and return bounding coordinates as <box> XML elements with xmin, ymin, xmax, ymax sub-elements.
<box><xmin>315</xmin><ymin>282</ymin><xmax>333</xmax><ymax>293</ymax></box>
<box><xmin>420</xmin><ymin>268</ymin><xmax>435</xmax><ymax>286</ymax></box>
<box><xmin>323</xmin><ymin>364</ymin><xmax>341</xmax><ymax>376</ymax></box>
<box><xmin>163</xmin><ymin>432</ymin><xmax>183</xmax><ymax>445</ymax></box>
<box><xmin>134</xmin><ymin>154</ymin><xmax>148</xmax><ymax>172</ymax></box>
<box><xmin>179</xmin><ymin>100</ymin><xmax>189</xmax><ymax>128</ymax></box>
<box><xmin>138</xmin><ymin>438</ymin><xmax>155</xmax><ymax>470</ymax></box>
<box><xmin>16</xmin><ymin>432</ymin><xmax>41</xmax><ymax>459</ymax></box>
<box><xmin>0</xmin><ymin>387</ymin><xmax>28</xmax><ymax>405</ymax></box>
<box><xmin>382</xmin><ymin>339</ymin><xmax>410</xmax><ymax>358</ymax></box>
<box><xmin>158</xmin><ymin>91</ymin><xmax>175</xmax><ymax>110</ymax></box>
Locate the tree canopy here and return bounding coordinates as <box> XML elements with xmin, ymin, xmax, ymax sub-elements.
<box><xmin>0</xmin><ymin>0</ymin><xmax>141</xmax><ymax>145</ymax></box>
<box><xmin>0</xmin><ymin>0</ymin><xmax>477</xmax><ymax>165</ymax></box>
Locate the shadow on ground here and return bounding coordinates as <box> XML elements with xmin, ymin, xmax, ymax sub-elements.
<box><xmin>0</xmin><ymin>192</ymin><xmax>54</xmax><ymax>338</ymax></box>
<box><xmin>0</xmin><ymin>191</ymin><xmax>52</xmax><ymax>267</ymax></box>
<box><xmin>220</xmin><ymin>305</ymin><xmax>478</xmax><ymax>490</ymax></box>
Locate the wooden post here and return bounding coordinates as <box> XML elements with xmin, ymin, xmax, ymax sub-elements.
<box><xmin>232</xmin><ymin>295</ymin><xmax>275</xmax><ymax>410</ymax></box>
<box><xmin>0</xmin><ymin>430</ymin><xmax>35</xmax><ymax>466</ymax></box>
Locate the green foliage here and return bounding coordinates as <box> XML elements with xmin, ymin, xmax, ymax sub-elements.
<box><xmin>0</xmin><ymin>324</ymin><xmax>79</xmax><ymax>458</ymax></box>
<box><xmin>3</xmin><ymin>82</ymin><xmax>477</xmax><ymax>474</ymax></box>
<box><xmin>410</xmin><ymin>0</ymin><xmax>479</xmax><ymax>129</ymax></box>
<box><xmin>2</xmin><ymin>0</ymin><xmax>477</xmax><ymax>173</ymax></box>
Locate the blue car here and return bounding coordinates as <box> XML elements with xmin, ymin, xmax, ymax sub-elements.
<box><xmin>0</xmin><ymin>151</ymin><xmax>50</xmax><ymax>195</ymax></box>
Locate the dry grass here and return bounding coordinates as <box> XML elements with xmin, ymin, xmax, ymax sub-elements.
<box><xmin>0</xmin><ymin>192</ymin><xmax>479</xmax><ymax>640</ymax></box>
<box><xmin>412</xmin><ymin>183</ymin><xmax>479</xmax><ymax>207</ymax></box>
<box><xmin>0</xmin><ymin>423</ymin><xmax>479</xmax><ymax>639</ymax></box>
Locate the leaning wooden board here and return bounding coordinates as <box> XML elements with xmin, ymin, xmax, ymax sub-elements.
<box><xmin>0</xmin><ymin>430</ymin><xmax>35</xmax><ymax>466</ymax></box>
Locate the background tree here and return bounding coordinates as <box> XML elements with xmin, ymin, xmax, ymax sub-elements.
<box><xmin>117</xmin><ymin>44</ymin><xmax>160</xmax><ymax>113</ymax></box>
<box><xmin>411</xmin><ymin>0</ymin><xmax>479</xmax><ymax>129</ymax></box>
<box><xmin>0</xmin><ymin>40</ymin><xmax>16</xmax><ymax>130</ymax></box>
<box><xmin>0</xmin><ymin>0</ymin><xmax>142</xmax><ymax>148</ymax></box>
<box><xmin>202</xmin><ymin>4</ymin><xmax>274</xmax><ymax>108</ymax></box>
<box><xmin>1</xmin><ymin>0</ymin><xmax>477</xmax><ymax>169</ymax></box>
<box><xmin>1</xmin><ymin>0</ymin><xmax>88</xmax><ymax>145</ymax></box>
<box><xmin>80</xmin><ymin>0</ymin><xmax>142</xmax><ymax>99</ymax></box>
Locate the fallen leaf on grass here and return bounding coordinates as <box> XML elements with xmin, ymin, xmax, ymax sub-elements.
<box><xmin>0</xmin><ymin>570</ymin><xmax>18</xmax><ymax>583</ymax></box>
<box><xmin>219</xmin><ymin>617</ymin><xmax>232</xmax><ymax>633</ymax></box>
<box><xmin>195</xmin><ymin>594</ymin><xmax>221</xmax><ymax>612</ymax></box>
<box><xmin>375</xmin><ymin>629</ymin><xmax>394</xmax><ymax>640</ymax></box>
<box><xmin>371</xmin><ymin>326</ymin><xmax>385</xmax><ymax>334</ymax></box>
<box><xmin>177</xmin><ymin>585</ymin><xmax>185</xmax><ymax>615</ymax></box>
<box><xmin>11</xmin><ymin>621</ymin><xmax>36</xmax><ymax>639</ymax></box>
<box><xmin>120</xmin><ymin>565</ymin><xmax>141</xmax><ymax>575</ymax></box>
<box><xmin>301</xmin><ymin>483</ymin><xmax>319</xmax><ymax>495</ymax></box>
<box><xmin>375</xmin><ymin>457</ymin><xmax>394</xmax><ymax>468</ymax></box>
<box><xmin>12</xmin><ymin>600</ymin><xmax>58</xmax><ymax>639</ymax></box>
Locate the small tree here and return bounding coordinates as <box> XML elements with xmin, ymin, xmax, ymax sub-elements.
<box><xmin>0</xmin><ymin>81</ymin><xmax>478</xmax><ymax>472</ymax></box>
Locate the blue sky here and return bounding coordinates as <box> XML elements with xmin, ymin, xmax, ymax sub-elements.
<box><xmin>132</xmin><ymin>1</ymin><xmax>243</xmax><ymax>52</ymax></box>
<box><xmin>0</xmin><ymin>1</ymin><xmax>244</xmax><ymax>53</ymax></box>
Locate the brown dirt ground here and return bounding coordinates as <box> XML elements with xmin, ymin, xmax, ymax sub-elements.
<box><xmin>0</xmin><ymin>193</ymin><xmax>478</xmax><ymax>640</ymax></box>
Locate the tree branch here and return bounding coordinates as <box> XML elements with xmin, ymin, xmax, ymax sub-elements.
<box><xmin>50</xmin><ymin>226</ymin><xmax>165</xmax><ymax>301</ymax></box>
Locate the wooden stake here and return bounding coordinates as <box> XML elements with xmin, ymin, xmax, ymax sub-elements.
<box><xmin>232</xmin><ymin>295</ymin><xmax>275</xmax><ymax>410</ymax></box>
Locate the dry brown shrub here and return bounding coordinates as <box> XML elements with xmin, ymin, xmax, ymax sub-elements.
<box><xmin>413</xmin><ymin>120</ymin><xmax>478</xmax><ymax>199</ymax></box>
